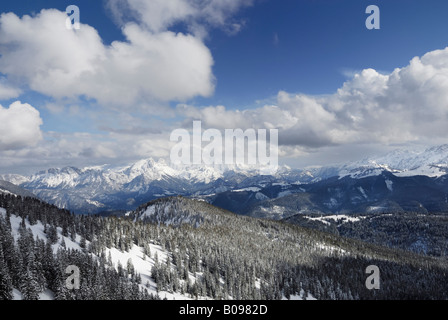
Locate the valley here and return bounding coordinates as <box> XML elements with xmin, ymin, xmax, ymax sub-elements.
<box><xmin>1</xmin><ymin>144</ymin><xmax>448</xmax><ymax>300</ymax></box>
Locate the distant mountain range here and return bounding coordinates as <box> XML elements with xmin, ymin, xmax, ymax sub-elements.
<box><xmin>0</xmin><ymin>159</ymin><xmax>311</xmax><ymax>214</ymax></box>
<box><xmin>3</xmin><ymin>144</ymin><xmax>448</xmax><ymax>215</ymax></box>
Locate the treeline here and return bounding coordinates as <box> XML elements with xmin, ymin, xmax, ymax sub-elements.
<box><xmin>1</xmin><ymin>194</ymin><xmax>448</xmax><ymax>300</ymax></box>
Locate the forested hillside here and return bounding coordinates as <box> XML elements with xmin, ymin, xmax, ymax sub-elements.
<box><xmin>1</xmin><ymin>194</ymin><xmax>447</xmax><ymax>300</ymax></box>
<box><xmin>284</xmin><ymin>212</ymin><xmax>448</xmax><ymax>257</ymax></box>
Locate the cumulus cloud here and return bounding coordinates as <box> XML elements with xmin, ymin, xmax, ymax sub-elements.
<box><xmin>2</xmin><ymin>3</ymin><xmax>448</xmax><ymax>172</ymax></box>
<box><xmin>177</xmin><ymin>46</ymin><xmax>448</xmax><ymax>152</ymax></box>
<box><xmin>4</xmin><ymin>42</ymin><xmax>448</xmax><ymax>172</ymax></box>
<box><xmin>0</xmin><ymin>101</ymin><xmax>43</xmax><ymax>150</ymax></box>
<box><xmin>0</xmin><ymin>128</ymin><xmax>176</xmax><ymax>174</ymax></box>
<box><xmin>0</xmin><ymin>9</ymin><xmax>215</xmax><ymax>108</ymax></box>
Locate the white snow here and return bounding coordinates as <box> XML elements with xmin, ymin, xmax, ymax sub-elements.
<box><xmin>0</xmin><ymin>189</ymin><xmax>14</xmax><ymax>196</ymax></box>
<box><xmin>12</xmin><ymin>288</ymin><xmax>22</xmax><ymax>300</ymax></box>
<box><xmin>1</xmin><ymin>209</ymin><xmax>83</xmax><ymax>253</ymax></box>
<box><xmin>315</xmin><ymin>241</ymin><xmax>347</xmax><ymax>255</ymax></box>
<box><xmin>305</xmin><ymin>214</ymin><xmax>365</xmax><ymax>225</ymax></box>
<box><xmin>1</xmin><ymin>208</ymin><xmax>199</xmax><ymax>300</ymax></box>
<box><xmin>105</xmin><ymin>243</ymin><xmax>204</xmax><ymax>300</ymax></box>
<box><xmin>12</xmin><ymin>287</ymin><xmax>57</xmax><ymax>300</ymax></box>
<box><xmin>272</xmin><ymin>182</ymin><xmax>289</xmax><ymax>186</ymax></box>
<box><xmin>86</xmin><ymin>199</ymin><xmax>105</xmax><ymax>207</ymax></box>
<box><xmin>2</xmin><ymin>206</ymin><xmax>322</xmax><ymax>301</ymax></box>
<box><xmin>358</xmin><ymin>187</ymin><xmax>368</xmax><ymax>199</ymax></box>
<box><xmin>337</xmin><ymin>144</ymin><xmax>448</xmax><ymax>179</ymax></box>
<box><xmin>263</xmin><ymin>205</ymin><xmax>284</xmax><ymax>215</ymax></box>
<box><xmin>232</xmin><ymin>187</ymin><xmax>261</xmax><ymax>192</ymax></box>
<box><xmin>277</xmin><ymin>190</ymin><xmax>292</xmax><ymax>198</ymax></box>
<box><xmin>385</xmin><ymin>179</ymin><xmax>393</xmax><ymax>191</ymax></box>
<box><xmin>366</xmin><ymin>206</ymin><xmax>388</xmax><ymax>213</ymax></box>
<box><xmin>255</xmin><ymin>192</ymin><xmax>269</xmax><ymax>200</ymax></box>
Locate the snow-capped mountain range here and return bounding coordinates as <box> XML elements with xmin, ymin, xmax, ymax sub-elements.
<box><xmin>337</xmin><ymin>144</ymin><xmax>448</xmax><ymax>178</ymax></box>
<box><xmin>0</xmin><ymin>159</ymin><xmax>309</xmax><ymax>213</ymax></box>
<box><xmin>3</xmin><ymin>144</ymin><xmax>448</xmax><ymax>214</ymax></box>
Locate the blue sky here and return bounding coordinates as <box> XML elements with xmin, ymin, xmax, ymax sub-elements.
<box><xmin>206</xmin><ymin>0</ymin><xmax>448</xmax><ymax>106</ymax></box>
<box><xmin>1</xmin><ymin>0</ymin><xmax>448</xmax><ymax>173</ymax></box>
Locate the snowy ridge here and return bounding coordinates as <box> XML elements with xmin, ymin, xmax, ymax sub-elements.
<box><xmin>130</xmin><ymin>197</ymin><xmax>230</xmax><ymax>228</ymax></box>
<box><xmin>337</xmin><ymin>144</ymin><xmax>448</xmax><ymax>178</ymax></box>
<box><xmin>3</xmin><ymin>144</ymin><xmax>448</xmax><ymax>214</ymax></box>
<box><xmin>4</xmin><ymin>158</ymin><xmax>285</xmax><ymax>189</ymax></box>
<box><xmin>0</xmin><ymin>180</ymin><xmax>37</xmax><ymax>199</ymax></box>
<box><xmin>304</xmin><ymin>215</ymin><xmax>366</xmax><ymax>226</ymax></box>
<box><xmin>0</xmin><ymin>158</ymin><xmax>303</xmax><ymax>213</ymax></box>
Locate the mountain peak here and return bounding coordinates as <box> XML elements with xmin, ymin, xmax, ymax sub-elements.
<box><xmin>338</xmin><ymin>143</ymin><xmax>448</xmax><ymax>178</ymax></box>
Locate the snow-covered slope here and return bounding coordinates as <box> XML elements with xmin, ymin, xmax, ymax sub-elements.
<box><xmin>0</xmin><ymin>207</ymin><xmax>196</xmax><ymax>300</ymax></box>
<box><xmin>0</xmin><ymin>180</ymin><xmax>37</xmax><ymax>199</ymax></box>
<box><xmin>337</xmin><ymin>144</ymin><xmax>448</xmax><ymax>178</ymax></box>
<box><xmin>2</xmin><ymin>194</ymin><xmax>447</xmax><ymax>300</ymax></box>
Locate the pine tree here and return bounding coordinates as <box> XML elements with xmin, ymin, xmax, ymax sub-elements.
<box><xmin>127</xmin><ymin>258</ymin><xmax>135</xmax><ymax>276</ymax></box>
<box><xmin>20</xmin><ymin>251</ymin><xmax>41</xmax><ymax>300</ymax></box>
<box><xmin>117</xmin><ymin>260</ymin><xmax>124</xmax><ymax>277</ymax></box>
<box><xmin>53</xmin><ymin>273</ymin><xmax>72</xmax><ymax>300</ymax></box>
<box><xmin>61</xmin><ymin>237</ymin><xmax>66</xmax><ymax>249</ymax></box>
<box><xmin>0</xmin><ymin>245</ymin><xmax>13</xmax><ymax>300</ymax></box>
<box><xmin>62</xmin><ymin>223</ymin><xmax>69</xmax><ymax>237</ymax></box>
<box><xmin>107</xmin><ymin>251</ymin><xmax>113</xmax><ymax>266</ymax></box>
<box><xmin>47</xmin><ymin>224</ymin><xmax>59</xmax><ymax>244</ymax></box>
<box><xmin>20</xmin><ymin>268</ymin><xmax>40</xmax><ymax>300</ymax></box>
<box><xmin>80</xmin><ymin>235</ymin><xmax>87</xmax><ymax>249</ymax></box>
<box><xmin>20</xmin><ymin>216</ymin><xmax>26</xmax><ymax>229</ymax></box>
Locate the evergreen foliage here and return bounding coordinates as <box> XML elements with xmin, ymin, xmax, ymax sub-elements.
<box><xmin>0</xmin><ymin>193</ymin><xmax>447</xmax><ymax>300</ymax></box>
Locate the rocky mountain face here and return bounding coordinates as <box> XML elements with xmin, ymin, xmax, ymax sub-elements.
<box><xmin>3</xmin><ymin>144</ymin><xmax>448</xmax><ymax>215</ymax></box>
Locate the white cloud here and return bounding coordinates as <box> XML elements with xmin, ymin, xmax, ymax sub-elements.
<box><xmin>106</xmin><ymin>0</ymin><xmax>254</xmax><ymax>36</ymax></box>
<box><xmin>3</xmin><ymin>40</ymin><xmax>448</xmax><ymax>172</ymax></box>
<box><xmin>177</xmin><ymin>46</ymin><xmax>448</xmax><ymax>152</ymax></box>
<box><xmin>0</xmin><ymin>129</ymin><xmax>175</xmax><ymax>175</ymax></box>
<box><xmin>108</xmin><ymin>0</ymin><xmax>195</xmax><ymax>33</ymax></box>
<box><xmin>0</xmin><ymin>101</ymin><xmax>43</xmax><ymax>150</ymax></box>
<box><xmin>2</xmin><ymin>3</ymin><xmax>448</xmax><ymax>172</ymax></box>
<box><xmin>0</xmin><ymin>9</ymin><xmax>215</xmax><ymax>108</ymax></box>
<box><xmin>0</xmin><ymin>77</ymin><xmax>21</xmax><ymax>100</ymax></box>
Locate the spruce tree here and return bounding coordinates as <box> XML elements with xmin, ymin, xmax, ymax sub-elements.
<box><xmin>127</xmin><ymin>258</ymin><xmax>134</xmax><ymax>276</ymax></box>
<box><xmin>47</xmin><ymin>224</ymin><xmax>59</xmax><ymax>244</ymax></box>
<box><xmin>0</xmin><ymin>245</ymin><xmax>13</xmax><ymax>300</ymax></box>
<box><xmin>20</xmin><ymin>268</ymin><xmax>40</xmax><ymax>300</ymax></box>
